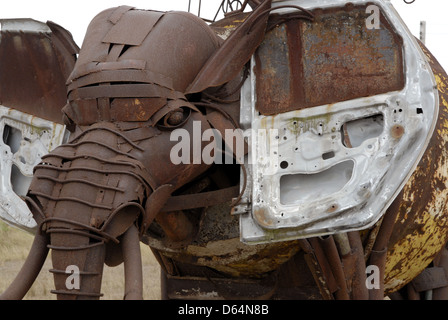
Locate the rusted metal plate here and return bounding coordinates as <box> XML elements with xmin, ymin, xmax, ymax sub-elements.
<box><xmin>384</xmin><ymin>42</ymin><xmax>448</xmax><ymax>294</ymax></box>
<box><xmin>0</xmin><ymin>19</ymin><xmax>78</xmax><ymax>124</ymax></box>
<box><xmin>254</xmin><ymin>5</ymin><xmax>404</xmax><ymax>115</ymax></box>
<box><xmin>102</xmin><ymin>9</ymin><xmax>163</xmax><ymax>46</ymax></box>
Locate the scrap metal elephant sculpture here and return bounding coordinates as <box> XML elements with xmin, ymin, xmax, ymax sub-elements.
<box><xmin>3</xmin><ymin>0</ymin><xmax>448</xmax><ymax>300</ymax></box>
<box><xmin>0</xmin><ymin>1</ymin><xmax>283</xmax><ymax>299</ymax></box>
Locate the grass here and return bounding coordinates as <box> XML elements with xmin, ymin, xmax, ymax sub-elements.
<box><xmin>0</xmin><ymin>220</ymin><xmax>161</xmax><ymax>300</ymax></box>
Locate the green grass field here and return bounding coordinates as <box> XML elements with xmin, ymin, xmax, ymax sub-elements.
<box><xmin>0</xmin><ymin>220</ymin><xmax>161</xmax><ymax>300</ymax></box>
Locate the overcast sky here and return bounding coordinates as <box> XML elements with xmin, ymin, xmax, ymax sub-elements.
<box><xmin>0</xmin><ymin>0</ymin><xmax>447</xmax><ymax>69</ymax></box>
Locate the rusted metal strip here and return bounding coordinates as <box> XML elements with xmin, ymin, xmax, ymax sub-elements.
<box><xmin>116</xmin><ymin>125</ymin><xmax>161</xmax><ymax>143</ymax></box>
<box><xmin>160</xmin><ymin>185</ymin><xmax>240</xmax><ymax>212</ymax></box>
<box><xmin>34</xmin><ymin>165</ymin><xmax>153</xmax><ymax>194</ymax></box>
<box><xmin>107</xmin><ymin>5</ymin><xmax>135</xmax><ymax>24</ymax></box>
<box><xmin>40</xmin><ymin>217</ymin><xmax>119</xmax><ymax>243</ymax></box>
<box><xmin>31</xmin><ymin>192</ymin><xmax>114</xmax><ymax>211</ymax></box>
<box><xmin>105</xmin><ymin>44</ymin><xmax>125</xmax><ymax>62</ymax></box>
<box><xmin>69</xmin><ymin>83</ymin><xmax>184</xmax><ymax>100</ymax></box>
<box><xmin>186</xmin><ymin>0</ymin><xmax>274</xmax><ymax>93</ymax></box>
<box><xmin>67</xmin><ymin>69</ymin><xmax>174</xmax><ymax>91</ymax></box>
<box><xmin>50</xmin><ymin>289</ymin><xmax>103</xmax><ymax>298</ymax></box>
<box><xmin>69</xmin><ymin>60</ymin><xmax>147</xmax><ymax>81</ymax></box>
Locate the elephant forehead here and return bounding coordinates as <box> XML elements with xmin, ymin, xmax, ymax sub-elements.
<box><xmin>64</xmin><ymin>7</ymin><xmax>221</xmax><ymax>128</ymax></box>
<box><xmin>68</xmin><ymin>7</ymin><xmax>220</xmax><ymax>93</ymax></box>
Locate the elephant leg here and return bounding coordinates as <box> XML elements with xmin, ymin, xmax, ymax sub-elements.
<box><xmin>122</xmin><ymin>224</ymin><xmax>143</xmax><ymax>300</ymax></box>
<box><xmin>0</xmin><ymin>230</ymin><xmax>49</xmax><ymax>300</ymax></box>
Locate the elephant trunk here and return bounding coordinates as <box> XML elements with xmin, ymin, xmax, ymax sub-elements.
<box><xmin>1</xmin><ymin>123</ymin><xmax>151</xmax><ymax>299</ymax></box>
<box><xmin>47</xmin><ymin>222</ymin><xmax>107</xmax><ymax>299</ymax></box>
<box><xmin>48</xmin><ymin>222</ymin><xmax>142</xmax><ymax>299</ymax></box>
<box><xmin>1</xmin><ymin>219</ymin><xmax>143</xmax><ymax>300</ymax></box>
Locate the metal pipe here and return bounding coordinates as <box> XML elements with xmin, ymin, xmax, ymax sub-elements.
<box><xmin>334</xmin><ymin>233</ymin><xmax>351</xmax><ymax>256</ymax></box>
<box><xmin>122</xmin><ymin>224</ymin><xmax>143</xmax><ymax>300</ymax></box>
<box><xmin>0</xmin><ymin>230</ymin><xmax>49</xmax><ymax>300</ymax></box>
<box><xmin>319</xmin><ymin>236</ymin><xmax>350</xmax><ymax>300</ymax></box>
<box><xmin>302</xmin><ymin>238</ymin><xmax>336</xmax><ymax>300</ymax></box>
<box><xmin>347</xmin><ymin>232</ymin><xmax>369</xmax><ymax>300</ymax></box>
<box><xmin>366</xmin><ymin>215</ymin><xmax>395</xmax><ymax>300</ymax></box>
<box><xmin>367</xmin><ymin>194</ymin><xmax>402</xmax><ymax>300</ymax></box>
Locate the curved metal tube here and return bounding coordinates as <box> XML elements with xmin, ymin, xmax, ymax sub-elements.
<box><xmin>122</xmin><ymin>224</ymin><xmax>143</xmax><ymax>300</ymax></box>
<box><xmin>0</xmin><ymin>230</ymin><xmax>49</xmax><ymax>300</ymax></box>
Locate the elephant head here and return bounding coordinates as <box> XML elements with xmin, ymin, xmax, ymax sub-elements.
<box><xmin>0</xmin><ymin>1</ymin><xmax>285</xmax><ymax>299</ymax></box>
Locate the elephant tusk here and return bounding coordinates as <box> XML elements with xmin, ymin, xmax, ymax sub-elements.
<box><xmin>122</xmin><ymin>224</ymin><xmax>143</xmax><ymax>300</ymax></box>
<box><xmin>0</xmin><ymin>230</ymin><xmax>49</xmax><ymax>300</ymax></box>
<box><xmin>140</xmin><ymin>184</ymin><xmax>174</xmax><ymax>236</ymax></box>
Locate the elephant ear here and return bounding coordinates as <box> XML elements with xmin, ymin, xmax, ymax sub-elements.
<box><xmin>185</xmin><ymin>0</ymin><xmax>272</xmax><ymax>94</ymax></box>
<box><xmin>0</xmin><ymin>19</ymin><xmax>78</xmax><ymax>124</ymax></box>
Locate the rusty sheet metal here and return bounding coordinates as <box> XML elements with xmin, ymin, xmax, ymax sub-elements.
<box><xmin>254</xmin><ymin>5</ymin><xmax>404</xmax><ymax>115</ymax></box>
<box><xmin>0</xmin><ymin>19</ymin><xmax>78</xmax><ymax>124</ymax></box>
<box><xmin>144</xmin><ymin>200</ymin><xmax>301</xmax><ymax>278</ymax></box>
<box><xmin>383</xmin><ymin>42</ymin><xmax>448</xmax><ymax>294</ymax></box>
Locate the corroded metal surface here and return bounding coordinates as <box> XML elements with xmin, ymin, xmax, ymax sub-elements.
<box><xmin>383</xmin><ymin>42</ymin><xmax>448</xmax><ymax>293</ymax></box>
<box><xmin>254</xmin><ymin>4</ymin><xmax>404</xmax><ymax>115</ymax></box>
<box><xmin>0</xmin><ymin>20</ymin><xmax>78</xmax><ymax>124</ymax></box>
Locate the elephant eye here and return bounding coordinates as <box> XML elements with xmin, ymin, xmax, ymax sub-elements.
<box><xmin>157</xmin><ymin>107</ymin><xmax>190</xmax><ymax>129</ymax></box>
